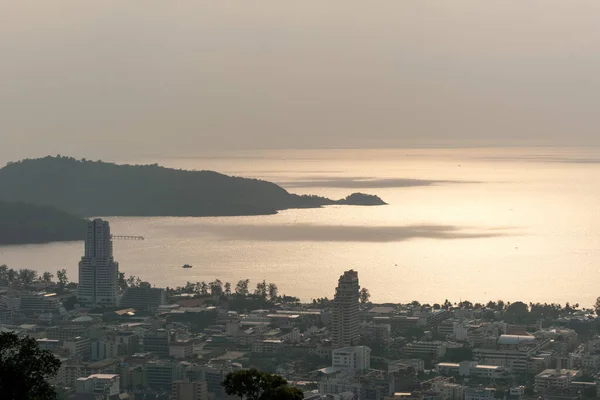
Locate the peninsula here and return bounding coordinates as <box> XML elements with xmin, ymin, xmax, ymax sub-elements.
<box><xmin>0</xmin><ymin>156</ymin><xmax>386</xmax><ymax>218</ymax></box>
<box><xmin>0</xmin><ymin>200</ymin><xmax>87</xmax><ymax>245</ymax></box>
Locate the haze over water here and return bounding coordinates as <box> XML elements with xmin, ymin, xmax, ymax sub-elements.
<box><xmin>1</xmin><ymin>147</ymin><xmax>600</xmax><ymax>306</ymax></box>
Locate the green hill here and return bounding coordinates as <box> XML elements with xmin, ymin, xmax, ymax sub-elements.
<box><xmin>0</xmin><ymin>201</ymin><xmax>88</xmax><ymax>245</ymax></box>
<box><xmin>0</xmin><ymin>156</ymin><xmax>385</xmax><ymax>217</ymax></box>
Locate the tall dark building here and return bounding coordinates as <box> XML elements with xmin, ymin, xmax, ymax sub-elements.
<box><xmin>331</xmin><ymin>270</ymin><xmax>360</xmax><ymax>349</ymax></box>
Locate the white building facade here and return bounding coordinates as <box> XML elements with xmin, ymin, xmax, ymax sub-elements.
<box><xmin>332</xmin><ymin>346</ymin><xmax>371</xmax><ymax>372</ymax></box>
<box><xmin>332</xmin><ymin>270</ymin><xmax>360</xmax><ymax>349</ymax></box>
<box><xmin>78</xmin><ymin>219</ymin><xmax>119</xmax><ymax>307</ymax></box>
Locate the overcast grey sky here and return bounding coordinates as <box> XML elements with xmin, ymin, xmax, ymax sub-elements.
<box><xmin>2</xmin><ymin>1</ymin><xmax>600</xmax><ymax>160</ymax></box>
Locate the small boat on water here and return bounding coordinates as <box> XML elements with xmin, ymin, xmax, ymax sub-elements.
<box><xmin>182</xmin><ymin>264</ymin><xmax>193</xmax><ymax>269</ymax></box>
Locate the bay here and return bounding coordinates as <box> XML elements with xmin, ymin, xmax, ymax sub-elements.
<box><xmin>1</xmin><ymin>147</ymin><xmax>600</xmax><ymax>306</ymax></box>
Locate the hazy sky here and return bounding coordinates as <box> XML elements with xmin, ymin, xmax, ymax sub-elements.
<box><xmin>3</xmin><ymin>1</ymin><xmax>600</xmax><ymax>160</ymax></box>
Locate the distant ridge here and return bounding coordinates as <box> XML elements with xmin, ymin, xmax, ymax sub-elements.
<box><xmin>0</xmin><ymin>156</ymin><xmax>386</xmax><ymax>218</ymax></box>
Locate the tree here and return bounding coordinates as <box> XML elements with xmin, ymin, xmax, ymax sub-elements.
<box><xmin>255</xmin><ymin>280</ymin><xmax>267</xmax><ymax>298</ymax></box>
<box><xmin>210</xmin><ymin>280</ymin><xmax>223</xmax><ymax>296</ymax></box>
<box><xmin>595</xmin><ymin>297</ymin><xmax>600</xmax><ymax>316</ymax></box>
<box><xmin>7</xmin><ymin>269</ymin><xmax>17</xmax><ymax>285</ymax></box>
<box><xmin>0</xmin><ymin>331</ymin><xmax>61</xmax><ymax>400</ymax></box>
<box><xmin>441</xmin><ymin>346</ymin><xmax>473</xmax><ymax>363</ymax></box>
<box><xmin>235</xmin><ymin>279</ymin><xmax>250</xmax><ymax>296</ymax></box>
<box><xmin>280</xmin><ymin>295</ymin><xmax>300</xmax><ymax>305</ymax></box>
<box><xmin>222</xmin><ymin>369</ymin><xmax>303</xmax><ymax>400</ymax></box>
<box><xmin>224</xmin><ymin>282</ymin><xmax>232</xmax><ymax>296</ymax></box>
<box><xmin>359</xmin><ymin>288</ymin><xmax>371</xmax><ymax>304</ymax></box>
<box><xmin>200</xmin><ymin>281</ymin><xmax>209</xmax><ymax>296</ymax></box>
<box><xmin>504</xmin><ymin>301</ymin><xmax>529</xmax><ymax>324</ymax></box>
<box><xmin>0</xmin><ymin>264</ymin><xmax>8</xmax><ymax>283</ymax></box>
<box><xmin>497</xmin><ymin>299</ymin><xmax>506</xmax><ymax>312</ymax></box>
<box><xmin>41</xmin><ymin>272</ymin><xmax>53</xmax><ymax>284</ymax></box>
<box><xmin>56</xmin><ymin>269</ymin><xmax>68</xmax><ymax>287</ymax></box>
<box><xmin>17</xmin><ymin>269</ymin><xmax>37</xmax><ymax>286</ymax></box>
<box><xmin>405</xmin><ymin>327</ymin><xmax>426</xmax><ymax>341</ymax></box>
<box><xmin>266</xmin><ymin>386</ymin><xmax>304</xmax><ymax>400</ymax></box>
<box><xmin>184</xmin><ymin>281</ymin><xmax>195</xmax><ymax>293</ymax></box>
<box><xmin>118</xmin><ymin>272</ymin><xmax>127</xmax><ymax>290</ymax></box>
<box><xmin>126</xmin><ymin>275</ymin><xmax>137</xmax><ymax>288</ymax></box>
<box><xmin>268</xmin><ymin>283</ymin><xmax>278</xmax><ymax>301</ymax></box>
<box><xmin>442</xmin><ymin>299</ymin><xmax>452</xmax><ymax>310</ymax></box>
<box><xmin>458</xmin><ymin>300</ymin><xmax>473</xmax><ymax>309</ymax></box>
<box><xmin>565</xmin><ymin>302</ymin><xmax>573</xmax><ymax>314</ymax></box>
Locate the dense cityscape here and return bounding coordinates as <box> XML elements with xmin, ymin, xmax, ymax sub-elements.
<box><xmin>6</xmin><ymin>1</ymin><xmax>600</xmax><ymax>399</ymax></box>
<box><xmin>2</xmin><ymin>218</ymin><xmax>600</xmax><ymax>400</ymax></box>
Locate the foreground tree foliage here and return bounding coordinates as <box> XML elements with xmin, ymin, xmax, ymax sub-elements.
<box><xmin>0</xmin><ymin>332</ymin><xmax>61</xmax><ymax>400</ymax></box>
<box><xmin>222</xmin><ymin>369</ymin><xmax>303</xmax><ymax>400</ymax></box>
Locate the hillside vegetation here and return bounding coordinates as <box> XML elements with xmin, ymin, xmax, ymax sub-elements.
<box><xmin>0</xmin><ymin>156</ymin><xmax>385</xmax><ymax>217</ymax></box>
<box><xmin>0</xmin><ymin>201</ymin><xmax>87</xmax><ymax>245</ymax></box>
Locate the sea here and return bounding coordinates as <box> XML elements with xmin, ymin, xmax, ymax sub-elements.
<box><xmin>2</xmin><ymin>147</ymin><xmax>600</xmax><ymax>306</ymax></box>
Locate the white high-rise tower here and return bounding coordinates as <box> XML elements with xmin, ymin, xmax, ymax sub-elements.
<box><xmin>331</xmin><ymin>270</ymin><xmax>360</xmax><ymax>349</ymax></box>
<box><xmin>77</xmin><ymin>219</ymin><xmax>119</xmax><ymax>306</ymax></box>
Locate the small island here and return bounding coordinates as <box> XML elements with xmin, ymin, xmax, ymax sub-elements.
<box><xmin>336</xmin><ymin>193</ymin><xmax>387</xmax><ymax>206</ymax></box>
<box><xmin>0</xmin><ymin>156</ymin><xmax>386</xmax><ymax>220</ymax></box>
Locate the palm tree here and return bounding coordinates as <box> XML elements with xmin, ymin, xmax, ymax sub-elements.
<box><xmin>41</xmin><ymin>272</ymin><xmax>54</xmax><ymax>284</ymax></box>
<box><xmin>268</xmin><ymin>283</ymin><xmax>278</xmax><ymax>301</ymax></box>
<box><xmin>200</xmin><ymin>281</ymin><xmax>209</xmax><ymax>296</ymax></box>
<box><xmin>210</xmin><ymin>280</ymin><xmax>223</xmax><ymax>296</ymax></box>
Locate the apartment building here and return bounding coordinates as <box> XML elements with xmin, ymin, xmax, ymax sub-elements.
<box><xmin>535</xmin><ymin>368</ymin><xmax>582</xmax><ymax>394</ymax></box>
<box><xmin>332</xmin><ymin>346</ymin><xmax>371</xmax><ymax>372</ymax></box>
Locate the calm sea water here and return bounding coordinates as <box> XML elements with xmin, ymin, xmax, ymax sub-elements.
<box><xmin>2</xmin><ymin>147</ymin><xmax>600</xmax><ymax>306</ymax></box>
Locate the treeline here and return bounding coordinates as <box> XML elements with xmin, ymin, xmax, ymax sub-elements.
<box><xmin>162</xmin><ymin>278</ymin><xmax>299</xmax><ymax>304</ymax></box>
<box><xmin>312</xmin><ymin>287</ymin><xmax>371</xmax><ymax>307</ymax></box>
<box><xmin>405</xmin><ymin>299</ymin><xmax>596</xmax><ymax>325</ymax></box>
<box><xmin>0</xmin><ymin>265</ymin><xmax>71</xmax><ymax>290</ymax></box>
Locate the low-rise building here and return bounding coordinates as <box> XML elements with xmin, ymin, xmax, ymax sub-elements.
<box><xmin>404</xmin><ymin>341</ymin><xmax>448</xmax><ymax>360</ymax></box>
<box><xmin>465</xmin><ymin>386</ymin><xmax>495</xmax><ymax>400</ymax></box>
<box><xmin>332</xmin><ymin>346</ymin><xmax>371</xmax><ymax>372</ymax></box>
<box><xmin>534</xmin><ymin>368</ymin><xmax>582</xmax><ymax>394</ymax></box>
<box><xmin>37</xmin><ymin>338</ymin><xmax>61</xmax><ymax>350</ymax></box>
<box><xmin>75</xmin><ymin>374</ymin><xmax>120</xmax><ymax>398</ymax></box>
<box><xmin>172</xmin><ymin>379</ymin><xmax>209</xmax><ymax>400</ymax></box>
<box><xmin>81</xmin><ymin>358</ymin><xmax>121</xmax><ymax>377</ymax></box>
<box><xmin>91</xmin><ymin>338</ymin><xmax>118</xmax><ymax>361</ymax></box>
<box><xmin>47</xmin><ymin>325</ymin><xmax>88</xmax><ymax>342</ymax></box>
<box><xmin>120</xmin><ymin>286</ymin><xmax>166</xmax><ymax>311</ymax></box>
<box><xmin>64</xmin><ymin>336</ymin><xmax>91</xmax><ymax>360</ymax></box>
<box><xmin>146</xmin><ymin>360</ymin><xmax>188</xmax><ymax>390</ymax></box>
<box><xmin>436</xmin><ymin>361</ymin><xmax>511</xmax><ymax>380</ymax></box>
<box><xmin>252</xmin><ymin>339</ymin><xmax>285</xmax><ymax>354</ymax></box>
<box><xmin>143</xmin><ymin>328</ymin><xmax>172</xmax><ymax>356</ymax></box>
<box><xmin>416</xmin><ymin>310</ymin><xmax>450</xmax><ymax>327</ymax></box>
<box><xmin>361</xmin><ymin>322</ymin><xmax>392</xmax><ymax>342</ymax></box>
<box><xmin>389</xmin><ymin>359</ymin><xmax>425</xmax><ymax>373</ymax></box>
<box><xmin>474</xmin><ymin>335</ymin><xmax>551</xmax><ymax>373</ymax></box>
<box><xmin>421</xmin><ymin>377</ymin><xmax>464</xmax><ymax>400</ymax></box>
<box><xmin>21</xmin><ymin>292</ymin><xmax>63</xmax><ymax>314</ymax></box>
<box><xmin>319</xmin><ymin>368</ymin><xmax>394</xmax><ymax>400</ymax></box>
<box><xmin>170</xmin><ymin>340</ymin><xmax>195</xmax><ymax>359</ymax></box>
